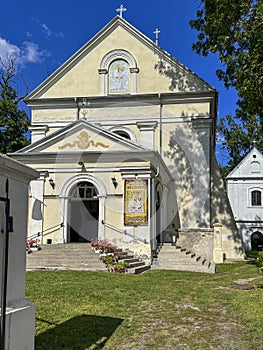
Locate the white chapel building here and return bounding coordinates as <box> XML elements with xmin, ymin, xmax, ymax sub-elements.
<box><xmin>10</xmin><ymin>15</ymin><xmax>244</xmax><ymax>263</ymax></box>
<box><xmin>226</xmin><ymin>146</ymin><xmax>263</xmax><ymax>251</ymax></box>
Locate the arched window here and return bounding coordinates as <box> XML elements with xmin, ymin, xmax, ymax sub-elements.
<box><xmin>99</xmin><ymin>49</ymin><xmax>139</xmax><ymax>95</ymax></box>
<box><xmin>109</xmin><ymin>127</ymin><xmax>136</xmax><ymax>143</ymax></box>
<box><xmin>113</xmin><ymin>130</ymin><xmax>131</xmax><ymax>140</ymax></box>
<box><xmin>251</xmin><ymin>190</ymin><xmax>262</xmax><ymax>206</ymax></box>
<box><xmin>70</xmin><ymin>182</ymin><xmax>98</xmax><ymax>199</ymax></box>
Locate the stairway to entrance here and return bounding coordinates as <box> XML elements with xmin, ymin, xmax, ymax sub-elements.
<box><xmin>26</xmin><ymin>243</ymin><xmax>151</xmax><ymax>274</ymax></box>
<box><xmin>152</xmin><ymin>243</ymin><xmax>216</xmax><ymax>273</ymax></box>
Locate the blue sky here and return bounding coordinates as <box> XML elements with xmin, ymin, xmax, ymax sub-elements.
<box><xmin>1</xmin><ymin>0</ymin><xmax>236</xmax><ymax>164</ymax></box>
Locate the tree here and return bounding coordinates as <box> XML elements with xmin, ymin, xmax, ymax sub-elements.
<box><xmin>0</xmin><ymin>56</ymin><xmax>30</xmax><ymax>154</ymax></box>
<box><xmin>190</xmin><ymin>0</ymin><xmax>263</xmax><ymax>171</ymax></box>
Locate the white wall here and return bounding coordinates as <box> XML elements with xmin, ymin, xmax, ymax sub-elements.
<box><xmin>0</xmin><ymin>154</ymin><xmax>39</xmax><ymax>350</ymax></box>
<box><xmin>227</xmin><ymin>148</ymin><xmax>263</xmax><ymax>251</ymax></box>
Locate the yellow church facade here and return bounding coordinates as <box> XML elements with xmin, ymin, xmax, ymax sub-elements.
<box><xmin>11</xmin><ymin>16</ymin><xmax>244</xmax><ymax>263</ymax></box>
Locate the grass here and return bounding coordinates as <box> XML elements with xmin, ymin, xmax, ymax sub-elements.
<box><xmin>26</xmin><ymin>262</ymin><xmax>263</xmax><ymax>350</ymax></box>
<box><xmin>246</xmin><ymin>250</ymin><xmax>262</xmax><ymax>259</ymax></box>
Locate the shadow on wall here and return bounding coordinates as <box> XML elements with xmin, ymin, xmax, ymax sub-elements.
<box><xmin>154</xmin><ymin>57</ymin><xmax>207</xmax><ymax>92</ymax></box>
<box><xmin>166</xmin><ymin>126</ymin><xmax>244</xmax><ymax>257</ymax></box>
<box><xmin>166</xmin><ymin>126</ymin><xmax>210</xmax><ymax>228</ymax></box>
<box><xmin>211</xmin><ymin>154</ymin><xmax>245</xmax><ymax>256</ymax></box>
<box><xmin>238</xmin><ymin>222</ymin><xmax>251</xmax><ymax>251</ymax></box>
<box><xmin>35</xmin><ymin>314</ymin><xmax>123</xmax><ymax>350</ymax></box>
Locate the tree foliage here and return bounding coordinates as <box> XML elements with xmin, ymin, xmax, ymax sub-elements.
<box><xmin>0</xmin><ymin>56</ymin><xmax>30</xmax><ymax>154</ymax></box>
<box><xmin>190</xmin><ymin>0</ymin><xmax>263</xmax><ymax>170</ymax></box>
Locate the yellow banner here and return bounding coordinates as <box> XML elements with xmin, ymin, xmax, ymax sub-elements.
<box><xmin>124</xmin><ymin>180</ymin><xmax>148</xmax><ymax>226</ymax></box>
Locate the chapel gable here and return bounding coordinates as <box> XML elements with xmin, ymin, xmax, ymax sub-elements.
<box><xmin>227</xmin><ymin>147</ymin><xmax>263</xmax><ymax>178</ymax></box>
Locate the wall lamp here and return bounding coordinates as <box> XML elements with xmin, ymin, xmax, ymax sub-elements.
<box><xmin>111</xmin><ymin>177</ymin><xmax>118</xmax><ymax>188</ymax></box>
<box><xmin>49</xmin><ymin>178</ymin><xmax>55</xmax><ymax>189</ymax></box>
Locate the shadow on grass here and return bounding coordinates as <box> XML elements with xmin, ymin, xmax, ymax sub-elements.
<box><xmin>35</xmin><ymin>314</ymin><xmax>123</xmax><ymax>350</ymax></box>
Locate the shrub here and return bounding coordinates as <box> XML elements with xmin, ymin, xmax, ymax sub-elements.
<box><xmin>113</xmin><ymin>261</ymin><xmax>128</xmax><ymax>273</ymax></box>
<box><xmin>100</xmin><ymin>251</ymin><xmax>128</xmax><ymax>273</ymax></box>
<box><xmin>256</xmin><ymin>252</ymin><xmax>263</xmax><ymax>273</ymax></box>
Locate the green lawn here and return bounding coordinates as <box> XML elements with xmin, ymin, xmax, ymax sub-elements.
<box><xmin>26</xmin><ymin>262</ymin><xmax>263</xmax><ymax>350</ymax></box>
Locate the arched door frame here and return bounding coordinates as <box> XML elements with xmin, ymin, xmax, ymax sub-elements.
<box><xmin>59</xmin><ymin>174</ymin><xmax>106</xmax><ymax>243</ymax></box>
<box><xmin>251</xmin><ymin>230</ymin><xmax>263</xmax><ymax>251</ymax></box>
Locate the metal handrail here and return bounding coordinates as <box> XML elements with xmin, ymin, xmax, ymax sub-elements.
<box><xmin>103</xmin><ymin>222</ymin><xmax>148</xmax><ymax>244</ymax></box>
<box><xmin>27</xmin><ymin>223</ymin><xmax>63</xmax><ymax>241</ymax></box>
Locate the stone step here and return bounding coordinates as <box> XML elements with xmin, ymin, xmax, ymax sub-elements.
<box><xmin>153</xmin><ymin>244</ymin><xmax>216</xmax><ymax>274</ymax></box>
<box><xmin>27</xmin><ymin>243</ymin><xmax>107</xmax><ymax>271</ymax></box>
<box><xmin>26</xmin><ymin>243</ymin><xmax>150</xmax><ymax>274</ymax></box>
<box><xmin>119</xmin><ymin>257</ymin><xmax>140</xmax><ymax>264</ymax></box>
<box><xmin>127</xmin><ymin>260</ymin><xmax>145</xmax><ymax>269</ymax></box>
<box><xmin>128</xmin><ymin>264</ymin><xmax>151</xmax><ymax>274</ymax></box>
<box><xmin>116</xmin><ymin>254</ymin><xmax>134</xmax><ymax>260</ymax></box>
<box><xmin>152</xmin><ymin>262</ymin><xmax>215</xmax><ymax>273</ymax></box>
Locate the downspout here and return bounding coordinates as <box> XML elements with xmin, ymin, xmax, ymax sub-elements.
<box><xmin>151</xmin><ymin>93</ymin><xmax>163</xmax><ymax>257</ymax></box>
<box><xmin>158</xmin><ymin>93</ymin><xmax>163</xmax><ymax>160</ymax></box>
<box><xmin>210</xmin><ymin>90</ymin><xmax>218</xmax><ymax>228</ymax></box>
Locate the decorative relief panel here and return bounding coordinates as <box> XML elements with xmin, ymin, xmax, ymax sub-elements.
<box><xmin>58</xmin><ymin>131</ymin><xmax>109</xmax><ymax>150</ymax></box>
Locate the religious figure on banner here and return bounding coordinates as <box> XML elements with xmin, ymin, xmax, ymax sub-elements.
<box><xmin>124</xmin><ymin>180</ymin><xmax>148</xmax><ymax>225</ymax></box>
<box><xmin>128</xmin><ymin>196</ymin><xmax>144</xmax><ymax>214</ymax></box>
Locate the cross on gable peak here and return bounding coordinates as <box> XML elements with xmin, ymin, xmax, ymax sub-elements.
<box><xmin>116</xmin><ymin>4</ymin><xmax>127</xmax><ymax>18</ymax></box>
<box><xmin>154</xmin><ymin>28</ymin><xmax>161</xmax><ymax>45</ymax></box>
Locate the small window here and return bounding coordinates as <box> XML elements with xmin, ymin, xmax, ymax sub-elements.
<box><xmin>251</xmin><ymin>161</ymin><xmax>260</xmax><ymax>173</ymax></box>
<box><xmin>113</xmin><ymin>130</ymin><xmax>131</xmax><ymax>140</ymax></box>
<box><xmin>110</xmin><ymin>127</ymin><xmax>136</xmax><ymax>142</ymax></box>
<box><xmin>251</xmin><ymin>190</ymin><xmax>262</xmax><ymax>206</ymax></box>
<box><xmin>71</xmin><ymin>182</ymin><xmax>98</xmax><ymax>199</ymax></box>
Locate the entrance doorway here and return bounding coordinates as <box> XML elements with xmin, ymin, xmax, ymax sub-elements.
<box><xmin>68</xmin><ymin>182</ymin><xmax>99</xmax><ymax>242</ymax></box>
<box><xmin>251</xmin><ymin>231</ymin><xmax>263</xmax><ymax>251</ymax></box>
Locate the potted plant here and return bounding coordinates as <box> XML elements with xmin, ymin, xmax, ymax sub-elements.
<box><xmin>91</xmin><ymin>239</ymin><xmax>116</xmax><ymax>254</ymax></box>
<box><xmin>26</xmin><ymin>239</ymin><xmax>41</xmax><ymax>253</ymax></box>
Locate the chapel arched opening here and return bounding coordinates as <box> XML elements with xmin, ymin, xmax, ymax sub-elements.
<box><xmin>68</xmin><ymin>182</ymin><xmax>99</xmax><ymax>243</ymax></box>
<box><xmin>251</xmin><ymin>231</ymin><xmax>263</xmax><ymax>251</ymax></box>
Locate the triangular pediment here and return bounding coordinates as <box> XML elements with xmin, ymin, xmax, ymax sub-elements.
<box><xmin>25</xmin><ymin>16</ymin><xmax>214</xmax><ymax>102</ymax></box>
<box><xmin>15</xmin><ymin>120</ymin><xmax>145</xmax><ymax>154</ymax></box>
<box><xmin>227</xmin><ymin>147</ymin><xmax>263</xmax><ymax>179</ymax></box>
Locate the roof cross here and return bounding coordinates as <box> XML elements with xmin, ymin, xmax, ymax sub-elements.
<box><xmin>116</xmin><ymin>4</ymin><xmax>127</xmax><ymax>18</ymax></box>
<box><xmin>154</xmin><ymin>28</ymin><xmax>161</xmax><ymax>46</ymax></box>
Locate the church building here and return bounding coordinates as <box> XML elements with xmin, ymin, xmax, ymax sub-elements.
<box><xmin>226</xmin><ymin>146</ymin><xmax>263</xmax><ymax>251</ymax></box>
<box><xmin>10</xmin><ymin>13</ymin><xmax>244</xmax><ymax>264</ymax></box>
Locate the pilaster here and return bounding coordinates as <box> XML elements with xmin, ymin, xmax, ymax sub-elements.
<box><xmin>28</xmin><ymin>125</ymin><xmax>49</xmax><ymax>143</ymax></box>
<box><xmin>137</xmin><ymin>121</ymin><xmax>157</xmax><ymax>149</ymax></box>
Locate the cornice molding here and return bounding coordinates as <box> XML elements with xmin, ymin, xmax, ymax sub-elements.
<box><xmin>26</xmin><ymin>91</ymin><xmax>216</xmax><ymax>110</ymax></box>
